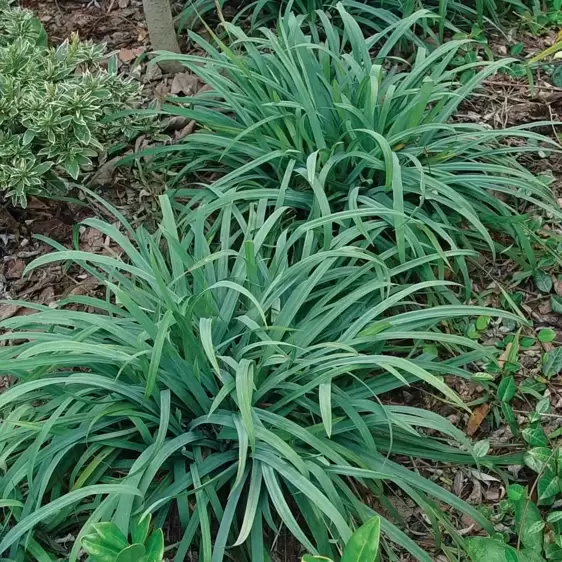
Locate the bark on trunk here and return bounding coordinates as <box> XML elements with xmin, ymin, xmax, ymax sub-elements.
<box><xmin>143</xmin><ymin>0</ymin><xmax>184</xmax><ymax>74</ymax></box>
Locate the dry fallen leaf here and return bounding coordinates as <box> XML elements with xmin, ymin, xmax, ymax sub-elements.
<box><xmin>118</xmin><ymin>47</ymin><xmax>144</xmax><ymax>63</ymax></box>
<box><xmin>90</xmin><ymin>156</ymin><xmax>120</xmax><ymax>188</ymax></box>
<box><xmin>0</xmin><ymin>303</ymin><xmax>19</xmax><ymax>321</ymax></box>
<box><xmin>145</xmin><ymin>64</ymin><xmax>163</xmax><ymax>82</ymax></box>
<box><xmin>470</xmin><ymin>469</ymin><xmax>500</xmax><ymax>482</ymax></box>
<box><xmin>498</xmin><ymin>342</ymin><xmax>512</xmax><ymax>369</ymax></box>
<box><xmin>467</xmin><ymin>403</ymin><xmax>491</xmax><ymax>436</ymax></box>
<box><xmin>137</xmin><ymin>27</ymin><xmax>149</xmax><ymax>42</ymax></box>
<box><xmin>175</xmin><ymin>120</ymin><xmax>196</xmax><ymax>140</ymax></box>
<box><xmin>80</xmin><ymin>227</ymin><xmax>105</xmax><ymax>253</ymax></box>
<box><xmin>26</xmin><ymin>197</ymin><xmax>49</xmax><ymax>210</ymax></box>
<box><xmin>466</xmin><ymin>479</ymin><xmax>483</xmax><ymax>505</ymax></box>
<box><xmin>554</xmin><ymin>278</ymin><xmax>562</xmax><ymax>297</ymax></box>
<box><xmin>453</xmin><ymin>470</ymin><xmax>465</xmax><ymax>496</ymax></box>
<box><xmin>154</xmin><ymin>82</ymin><xmax>169</xmax><ymax>104</ymax></box>
<box><xmin>170</xmin><ymin>72</ymin><xmax>199</xmax><ymax>95</ymax></box>
<box><xmin>539</xmin><ymin>299</ymin><xmax>552</xmax><ymax>315</ymax></box>
<box><xmin>68</xmin><ymin>277</ymin><xmax>101</xmax><ymax>297</ymax></box>
<box><xmin>6</xmin><ymin>258</ymin><xmax>25</xmax><ymax>280</ymax></box>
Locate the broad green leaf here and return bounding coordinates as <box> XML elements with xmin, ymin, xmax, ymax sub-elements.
<box><xmin>82</xmin><ymin>535</ymin><xmax>124</xmax><ymax>562</ymax></box>
<box><xmin>545</xmin><ymin>542</ymin><xmax>562</xmax><ymax>560</ymax></box>
<box><xmin>543</xmin><ymin>348</ymin><xmax>562</xmax><ymax>378</ymax></box>
<box><xmin>523</xmin><ymin>426</ymin><xmax>549</xmax><ymax>448</ymax></box>
<box><xmin>528</xmin><ymin>521</ymin><xmax>545</xmax><ymax>536</ymax></box>
<box><xmin>519</xmin><ymin>550</ymin><xmax>547</xmax><ymax>562</ymax></box>
<box><xmin>511</xmin><ymin>485</ymin><xmax>544</xmax><ymax>552</ymax></box>
<box><xmin>145</xmin><ymin>529</ymin><xmax>165</xmax><ymax>562</ymax></box>
<box><xmin>538</xmin><ymin>471</ymin><xmax>561</xmax><ymax>502</ymax></box>
<box><xmin>473</xmin><ymin>440</ymin><xmax>490</xmax><ymax>458</ymax></box>
<box><xmin>497</xmin><ymin>376</ymin><xmax>516</xmax><ymax>402</ymax></box>
<box><xmin>475</xmin><ymin>316</ymin><xmax>490</xmax><ymax>331</ymax></box>
<box><xmin>536</xmin><ymin>397</ymin><xmax>551</xmax><ymax>415</ymax></box>
<box><xmin>547</xmin><ymin>511</ymin><xmax>562</xmax><ymax>523</ymax></box>
<box><xmin>465</xmin><ymin>537</ymin><xmax>519</xmax><ymax>562</ymax></box>
<box><xmin>131</xmin><ymin>514</ymin><xmax>151</xmax><ymax>545</ymax></box>
<box><xmin>524</xmin><ymin>448</ymin><xmax>554</xmax><ymax>474</ymax></box>
<box><xmin>507</xmin><ymin>484</ymin><xmax>525</xmax><ymax>502</ymax></box>
<box><xmin>534</xmin><ymin>271</ymin><xmax>553</xmax><ymax>294</ymax></box>
<box><xmin>538</xmin><ymin>328</ymin><xmax>556</xmax><ymax>343</ymax></box>
<box><xmin>341</xmin><ymin>516</ymin><xmax>380</xmax><ymax>562</ymax></box>
<box><xmin>91</xmin><ymin>522</ymin><xmax>129</xmax><ymax>551</ymax></box>
<box><xmin>116</xmin><ymin>544</ymin><xmax>146</xmax><ymax>562</ymax></box>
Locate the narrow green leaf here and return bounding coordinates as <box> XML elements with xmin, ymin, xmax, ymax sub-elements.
<box><xmin>234</xmin><ymin>462</ymin><xmax>263</xmax><ymax>546</ymax></box>
<box><xmin>236</xmin><ymin>359</ymin><xmax>255</xmax><ymax>450</ymax></box>
<box><xmin>0</xmin><ymin>485</ymin><xmax>142</xmax><ymax>553</ymax></box>
<box><xmin>319</xmin><ymin>381</ymin><xmax>332</xmax><ymax>438</ymax></box>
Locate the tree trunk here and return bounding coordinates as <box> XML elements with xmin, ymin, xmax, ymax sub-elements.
<box><xmin>143</xmin><ymin>0</ymin><xmax>184</xmax><ymax>74</ymax></box>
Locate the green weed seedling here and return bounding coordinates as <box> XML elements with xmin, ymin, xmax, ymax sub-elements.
<box><xmin>468</xmin><ymin>327</ymin><xmax>562</xmax><ymax>562</ymax></box>
<box><xmin>466</xmin><ymin>480</ymin><xmax>562</xmax><ymax>562</ymax></box>
<box><xmin>451</xmin><ymin>24</ymin><xmax>494</xmax><ymax>84</ymax></box>
<box><xmin>303</xmin><ymin>517</ymin><xmax>381</xmax><ymax>562</ymax></box>
<box><xmin>81</xmin><ymin>515</ymin><xmax>164</xmax><ymax>562</ymax></box>
<box><xmin>517</xmin><ymin>0</ymin><xmax>562</xmax><ymax>34</ymax></box>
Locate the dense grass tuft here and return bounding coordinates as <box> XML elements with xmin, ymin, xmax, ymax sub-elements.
<box><xmin>0</xmin><ymin>193</ymin><xmax>522</xmax><ymax>561</ymax></box>
<box><xmin>150</xmin><ymin>5</ymin><xmax>560</xmax><ymax>283</ymax></box>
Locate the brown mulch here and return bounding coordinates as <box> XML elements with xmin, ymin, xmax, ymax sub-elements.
<box><xmin>0</xmin><ymin>199</ymin><xmax>99</xmax><ymax>320</ymax></box>
<box><xmin>23</xmin><ymin>0</ymin><xmax>147</xmax><ymax>48</ymax></box>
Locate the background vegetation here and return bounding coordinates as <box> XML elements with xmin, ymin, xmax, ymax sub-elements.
<box><xmin>0</xmin><ymin>1</ymin><xmax>150</xmax><ymax>206</ymax></box>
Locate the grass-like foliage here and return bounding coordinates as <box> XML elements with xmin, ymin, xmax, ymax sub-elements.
<box><xmin>0</xmin><ymin>192</ymin><xmax>521</xmax><ymax>562</ymax></box>
<box><xmin>178</xmin><ymin>0</ymin><xmax>536</xmax><ymax>41</ymax></box>
<box><xmin>150</xmin><ymin>5</ymin><xmax>559</xmax><ymax>275</ymax></box>
<box><xmin>178</xmin><ymin>0</ymin><xmax>427</xmax><ymax>43</ymax></box>
<box><xmin>235</xmin><ymin>0</ymin><xmax>534</xmax><ymax>40</ymax></box>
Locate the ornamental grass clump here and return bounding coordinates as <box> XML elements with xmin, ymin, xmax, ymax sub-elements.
<box><xmin>149</xmin><ymin>5</ymin><xmax>559</xmax><ymax>278</ymax></box>
<box><xmin>180</xmin><ymin>0</ymin><xmax>540</xmax><ymax>41</ymax></box>
<box><xmin>0</xmin><ymin>192</ymin><xmax>522</xmax><ymax>562</ymax></box>
<box><xmin>0</xmin><ymin>1</ymin><xmax>146</xmax><ymax>206</ymax></box>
